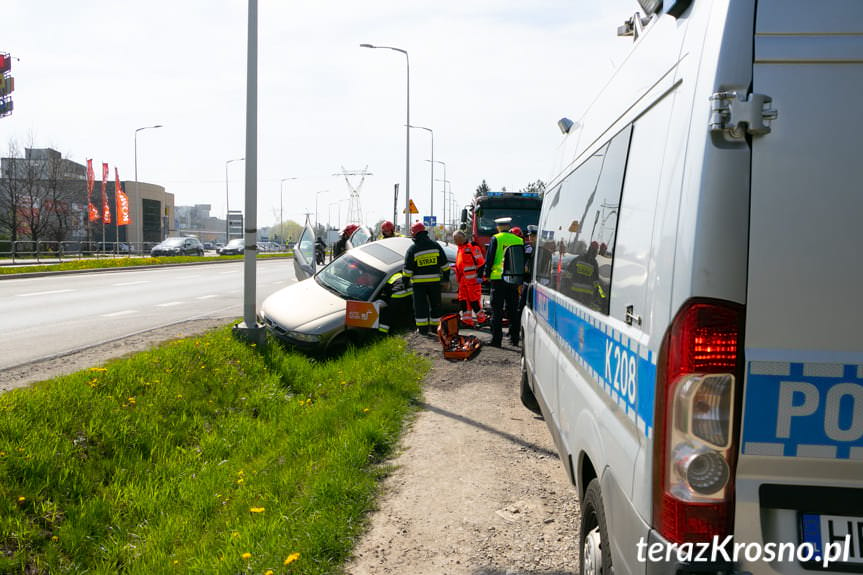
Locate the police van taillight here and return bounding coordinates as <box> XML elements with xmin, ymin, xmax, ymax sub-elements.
<box><xmin>653</xmin><ymin>300</ymin><xmax>744</xmax><ymax>544</ymax></box>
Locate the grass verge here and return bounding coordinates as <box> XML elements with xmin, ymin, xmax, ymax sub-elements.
<box><xmin>0</xmin><ymin>328</ymin><xmax>426</xmax><ymax>574</ymax></box>
<box><xmin>0</xmin><ymin>253</ymin><xmax>292</xmax><ymax>275</ymax></box>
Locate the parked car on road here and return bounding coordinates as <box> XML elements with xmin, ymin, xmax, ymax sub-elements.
<box><xmin>150</xmin><ymin>237</ymin><xmax>204</xmax><ymax>257</ymax></box>
<box><xmin>217</xmin><ymin>239</ymin><xmax>244</xmax><ymax>255</ymax></box>
<box><xmin>261</xmin><ymin>235</ymin><xmax>458</xmax><ymax>353</ymax></box>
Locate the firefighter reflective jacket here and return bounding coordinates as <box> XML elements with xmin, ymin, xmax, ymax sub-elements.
<box><xmin>403</xmin><ymin>232</ymin><xmax>451</xmax><ymax>284</ymax></box>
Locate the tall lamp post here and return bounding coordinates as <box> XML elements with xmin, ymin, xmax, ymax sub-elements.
<box><xmin>280</xmin><ymin>177</ymin><xmax>297</xmax><ymax>246</ymax></box>
<box><xmin>435</xmin><ymin>178</ymin><xmax>452</xmax><ymax>238</ymax></box>
<box><xmin>429</xmin><ymin>160</ymin><xmax>446</xmax><ymax>235</ymax></box>
<box><xmin>225</xmin><ymin>157</ymin><xmax>244</xmax><ymax>242</ymax></box>
<box><xmin>360</xmin><ymin>43</ymin><xmax>410</xmax><ymax>233</ymax></box>
<box><xmin>408</xmin><ymin>124</ymin><xmax>433</xmax><ymax>227</ymax></box>
<box><xmin>134</xmin><ymin>124</ymin><xmax>163</xmax><ymax>246</ymax></box>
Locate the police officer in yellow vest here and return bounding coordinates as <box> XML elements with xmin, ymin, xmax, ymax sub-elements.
<box><xmin>482</xmin><ymin>217</ymin><xmax>524</xmax><ymax>347</ymax></box>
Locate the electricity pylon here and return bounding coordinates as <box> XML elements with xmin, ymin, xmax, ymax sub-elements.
<box><xmin>333</xmin><ymin>166</ymin><xmax>372</xmax><ymax>226</ymax></box>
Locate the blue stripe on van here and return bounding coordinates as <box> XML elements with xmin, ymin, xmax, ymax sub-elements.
<box><xmin>742</xmin><ymin>362</ymin><xmax>863</xmax><ymax>460</ymax></box>
<box><xmin>536</xmin><ymin>286</ymin><xmax>657</xmax><ymax>437</ymax></box>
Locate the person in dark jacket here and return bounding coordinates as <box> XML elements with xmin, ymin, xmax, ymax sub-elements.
<box><xmin>403</xmin><ymin>222</ymin><xmax>451</xmax><ymax>335</ymax></box>
<box><xmin>482</xmin><ymin>217</ymin><xmax>524</xmax><ymax>347</ymax></box>
<box><xmin>376</xmin><ymin>272</ymin><xmax>414</xmax><ymax>334</ymax></box>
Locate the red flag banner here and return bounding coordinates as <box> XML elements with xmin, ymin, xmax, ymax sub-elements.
<box><xmin>115</xmin><ymin>167</ymin><xmax>130</xmax><ymax>225</ymax></box>
<box><xmin>101</xmin><ymin>162</ymin><xmax>111</xmax><ymax>224</ymax></box>
<box><xmin>86</xmin><ymin>159</ymin><xmax>98</xmax><ymax>222</ymax></box>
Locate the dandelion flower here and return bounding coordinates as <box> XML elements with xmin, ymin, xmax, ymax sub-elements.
<box><xmin>231</xmin><ymin>531</ymin><xmax>240</xmax><ymax>539</ymax></box>
<box><xmin>363</xmin><ymin>408</ymin><xmax>370</xmax><ymax>413</ymax></box>
<box><xmin>250</xmin><ymin>507</ymin><xmax>265</xmax><ymax>513</ymax></box>
<box><xmin>51</xmin><ymin>536</ymin><xmax>58</xmax><ymax>542</ymax></box>
<box><xmin>265</xmin><ymin>571</ymin><xmax>274</xmax><ymax>575</ymax></box>
<box><xmin>88</xmin><ymin>367</ymin><xmax>107</xmax><ymax>372</ymax></box>
<box><xmin>17</xmin><ymin>496</ymin><xmax>25</xmax><ymax>502</ymax></box>
<box><xmin>241</xmin><ymin>552</ymin><xmax>252</xmax><ymax>560</ymax></box>
<box><xmin>284</xmin><ymin>552</ymin><xmax>300</xmax><ymax>565</ymax></box>
<box><xmin>236</xmin><ymin>478</ymin><xmax>244</xmax><ymax>485</ymax></box>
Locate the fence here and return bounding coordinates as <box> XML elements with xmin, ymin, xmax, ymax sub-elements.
<box><xmin>0</xmin><ymin>240</ymin><xmax>163</xmax><ymax>264</ymax></box>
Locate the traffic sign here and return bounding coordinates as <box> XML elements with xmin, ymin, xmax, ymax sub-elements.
<box><xmin>402</xmin><ymin>199</ymin><xmax>419</xmax><ymax>214</ymax></box>
<box><xmin>423</xmin><ymin>216</ymin><xmax>437</xmax><ymax>227</ymax></box>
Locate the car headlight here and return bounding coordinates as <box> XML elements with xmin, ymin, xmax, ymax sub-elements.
<box><xmin>286</xmin><ymin>331</ymin><xmax>321</xmax><ymax>343</ymax></box>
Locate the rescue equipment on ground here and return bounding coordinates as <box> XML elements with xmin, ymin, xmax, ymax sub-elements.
<box><xmin>437</xmin><ymin>313</ymin><xmax>481</xmax><ymax>360</ymax></box>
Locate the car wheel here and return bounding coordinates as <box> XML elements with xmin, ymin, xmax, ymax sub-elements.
<box><xmin>197</xmin><ymin>249</ymin><xmax>204</xmax><ymax>256</ymax></box>
<box><xmin>580</xmin><ymin>479</ymin><xmax>612</xmax><ymax>575</ymax></box>
<box><xmin>326</xmin><ymin>332</ymin><xmax>350</xmax><ymax>355</ymax></box>
<box><xmin>520</xmin><ymin>350</ymin><xmax>541</xmax><ymax>415</ymax></box>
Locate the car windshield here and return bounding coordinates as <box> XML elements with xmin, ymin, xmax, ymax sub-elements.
<box><xmin>316</xmin><ymin>253</ymin><xmax>385</xmax><ymax>301</ymax></box>
<box><xmin>227</xmin><ymin>239</ymin><xmax>244</xmax><ymax>247</ymax></box>
<box><xmin>161</xmin><ymin>238</ymin><xmax>185</xmax><ymax>247</ymax></box>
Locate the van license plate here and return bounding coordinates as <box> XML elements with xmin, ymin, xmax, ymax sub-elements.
<box><xmin>800</xmin><ymin>513</ymin><xmax>863</xmax><ymax>567</ymax></box>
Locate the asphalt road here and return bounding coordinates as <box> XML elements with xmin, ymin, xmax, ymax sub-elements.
<box><xmin>0</xmin><ymin>259</ymin><xmax>299</xmax><ymax>370</ymax></box>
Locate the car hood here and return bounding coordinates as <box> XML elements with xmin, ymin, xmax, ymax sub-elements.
<box><xmin>260</xmin><ymin>277</ymin><xmax>345</xmax><ymax>332</ymax></box>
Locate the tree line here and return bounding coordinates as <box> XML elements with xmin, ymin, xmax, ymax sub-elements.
<box><xmin>0</xmin><ymin>140</ymin><xmax>84</xmax><ymax>246</ymax></box>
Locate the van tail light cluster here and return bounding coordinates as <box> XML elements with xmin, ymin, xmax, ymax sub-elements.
<box><xmin>653</xmin><ymin>299</ymin><xmax>745</xmax><ymax>544</ymax></box>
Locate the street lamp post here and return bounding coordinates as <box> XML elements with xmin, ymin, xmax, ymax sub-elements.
<box><xmin>429</xmin><ymin>160</ymin><xmax>446</xmax><ymax>235</ymax></box>
<box><xmin>435</xmin><ymin>178</ymin><xmax>452</xmax><ymax>238</ymax></box>
<box><xmin>280</xmin><ymin>177</ymin><xmax>297</xmax><ymax>246</ymax></box>
<box><xmin>408</xmin><ymin>124</ymin><xmax>433</xmax><ymax>227</ymax></box>
<box><xmin>134</xmin><ymin>124</ymin><xmax>163</xmax><ymax>246</ymax></box>
<box><xmin>360</xmin><ymin>43</ymin><xmax>410</xmax><ymax>233</ymax></box>
<box><xmin>225</xmin><ymin>157</ymin><xmax>244</xmax><ymax>242</ymax></box>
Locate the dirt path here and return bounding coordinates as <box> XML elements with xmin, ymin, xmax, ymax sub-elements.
<box><xmin>345</xmin><ymin>332</ymin><xmax>580</xmax><ymax>575</ymax></box>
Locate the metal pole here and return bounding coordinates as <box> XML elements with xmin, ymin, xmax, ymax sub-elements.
<box><xmin>225</xmin><ymin>157</ymin><xmax>244</xmax><ymax>242</ymax></box>
<box><xmin>134</xmin><ymin>125</ymin><xmax>162</xmax><ymax>248</ymax></box>
<box><xmin>280</xmin><ymin>177</ymin><xmax>296</xmax><ymax>245</ymax></box>
<box><xmin>236</xmin><ymin>0</ymin><xmax>261</xmax><ymax>340</ymax></box>
<box><xmin>410</xmin><ymin>125</ymin><xmax>433</xmax><ymax>228</ymax></box>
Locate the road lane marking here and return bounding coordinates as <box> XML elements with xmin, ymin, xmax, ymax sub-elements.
<box><xmin>102</xmin><ymin>310</ymin><xmax>138</xmax><ymax>318</ymax></box>
<box><xmin>156</xmin><ymin>302</ymin><xmax>184</xmax><ymax>307</ymax></box>
<box><xmin>17</xmin><ymin>289</ymin><xmax>74</xmax><ymax>297</ymax></box>
<box><xmin>112</xmin><ymin>280</ymin><xmax>151</xmax><ymax>286</ymax></box>
<box><xmin>196</xmin><ymin>295</ymin><xmax>219</xmax><ymax>300</ymax></box>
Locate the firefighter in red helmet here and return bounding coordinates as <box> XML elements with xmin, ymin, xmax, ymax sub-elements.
<box><xmin>333</xmin><ymin>224</ymin><xmax>359</xmax><ymax>259</ymax></box>
<box><xmin>403</xmin><ymin>222</ymin><xmax>450</xmax><ymax>335</ymax></box>
<box><xmin>379</xmin><ymin>220</ymin><xmax>398</xmax><ymax>239</ymax></box>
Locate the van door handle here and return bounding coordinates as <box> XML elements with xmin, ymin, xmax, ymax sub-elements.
<box><xmin>625</xmin><ymin>305</ymin><xmax>642</xmax><ymax>327</ymax></box>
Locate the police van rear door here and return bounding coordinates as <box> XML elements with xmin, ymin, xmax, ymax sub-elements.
<box><xmin>737</xmin><ymin>1</ymin><xmax>863</xmax><ymax>570</ymax></box>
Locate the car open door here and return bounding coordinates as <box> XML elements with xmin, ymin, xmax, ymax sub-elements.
<box><xmin>293</xmin><ymin>222</ymin><xmax>317</xmax><ymax>281</ymax></box>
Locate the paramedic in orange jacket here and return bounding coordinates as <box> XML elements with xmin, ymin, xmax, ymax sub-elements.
<box><xmin>453</xmin><ymin>230</ymin><xmax>487</xmax><ymax>327</ymax></box>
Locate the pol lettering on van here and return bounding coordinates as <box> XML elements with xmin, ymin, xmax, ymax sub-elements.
<box><xmin>742</xmin><ymin>362</ymin><xmax>863</xmax><ymax>459</ymax></box>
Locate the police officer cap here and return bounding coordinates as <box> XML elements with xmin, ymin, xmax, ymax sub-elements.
<box><xmin>494</xmin><ymin>217</ymin><xmax>513</xmax><ymax>225</ymax></box>
<box><xmin>526</xmin><ymin>225</ymin><xmax>538</xmax><ymax>235</ymax></box>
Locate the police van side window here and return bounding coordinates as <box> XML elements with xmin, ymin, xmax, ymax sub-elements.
<box><xmin>535</xmin><ymin>126</ymin><xmax>632</xmax><ymax>314</ymax></box>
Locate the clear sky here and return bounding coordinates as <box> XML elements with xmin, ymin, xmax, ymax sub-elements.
<box><xmin>3</xmin><ymin>0</ymin><xmax>638</xmax><ymax>231</ymax></box>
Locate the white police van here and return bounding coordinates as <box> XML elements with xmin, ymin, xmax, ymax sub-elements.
<box><xmin>520</xmin><ymin>1</ymin><xmax>863</xmax><ymax>574</ymax></box>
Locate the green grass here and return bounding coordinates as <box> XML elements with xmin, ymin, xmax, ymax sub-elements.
<box><xmin>0</xmin><ymin>253</ymin><xmax>293</xmax><ymax>275</ymax></box>
<box><xmin>0</xmin><ymin>328</ymin><xmax>427</xmax><ymax>574</ymax></box>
